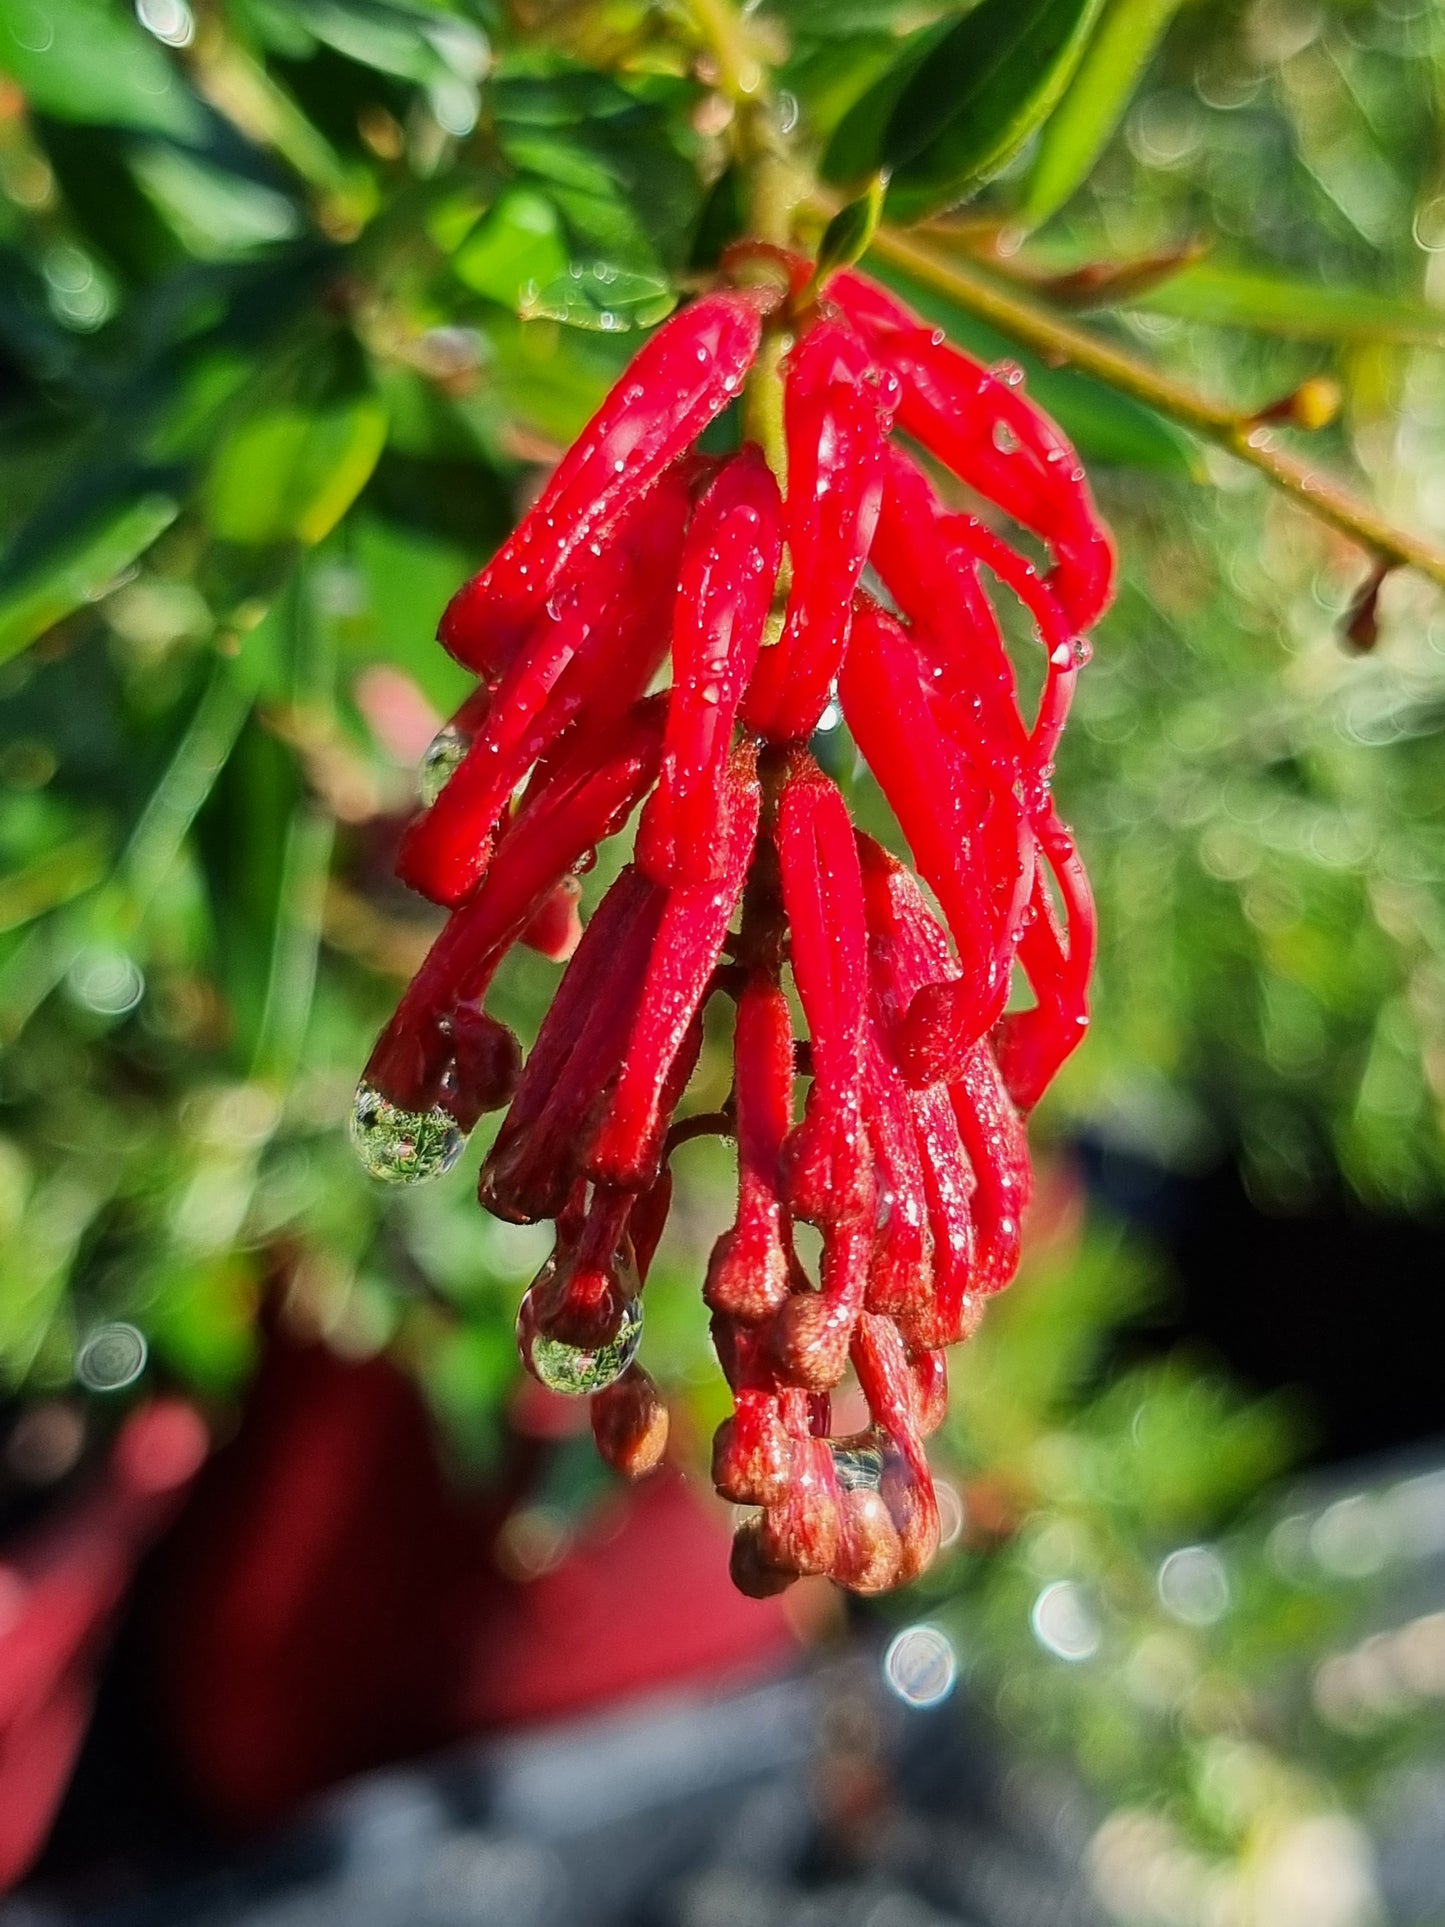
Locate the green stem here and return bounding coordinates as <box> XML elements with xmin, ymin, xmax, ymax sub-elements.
<box><xmin>866</xmin><ymin>224</ymin><xmax>1445</xmax><ymax>591</ymax></box>
<box><xmin>688</xmin><ymin>0</ymin><xmax>799</xmax><ymax>485</ymax></box>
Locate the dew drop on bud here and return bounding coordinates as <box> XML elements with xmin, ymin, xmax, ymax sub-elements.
<box><xmin>349</xmin><ymin>1081</ymin><xmax>465</xmax><ymax>1183</ymax></box>
<box><xmin>521</xmin><ymin>1294</ymin><xmax>643</xmax><ymax>1396</ymax></box>
<box><xmin>1071</xmin><ymin>636</ymin><xmax>1093</xmax><ymax>668</ymax></box>
<box><xmin>831</xmin><ymin>1435</ymin><xmax>886</xmax><ymax>1493</ymax></box>
<box><xmin>418</xmin><ymin>725</ymin><xmax>469</xmax><ymax>807</ymax></box>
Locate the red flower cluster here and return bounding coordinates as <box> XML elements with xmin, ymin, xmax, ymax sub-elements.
<box><xmin>352</xmin><ymin>254</ymin><xmax>1112</xmax><ymax>1596</ymax></box>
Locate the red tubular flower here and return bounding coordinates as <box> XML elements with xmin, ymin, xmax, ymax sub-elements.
<box><xmin>742</xmin><ymin>320</ymin><xmax>897</xmax><ymax>742</ymax></box>
<box><xmin>353</xmin><ymin>256</ymin><xmax>1113</xmax><ymax>1596</ymax></box>
<box><xmin>705</xmin><ymin>974</ymin><xmax>795</xmax><ymax>1325</ymax></box>
<box><xmin>591</xmin><ymin>743</ymin><xmax>761</xmax><ymax>1188</ymax></box>
<box><xmin>832</xmin><ymin>272</ymin><xmax>1115</xmax><ymax>634</ymax></box>
<box><xmin>399</xmin><ymin>464</ymin><xmax>695</xmax><ymax>907</ymax></box>
<box><xmin>638</xmin><ymin>451</ymin><xmax>782</xmax><ymax>887</ymax></box>
<box><xmin>438</xmin><ymin>289</ymin><xmax>775</xmax><ymax>675</ymax></box>
<box><xmin>840</xmin><ymin>594</ymin><xmax>1030</xmax><ymax>1065</ymax></box>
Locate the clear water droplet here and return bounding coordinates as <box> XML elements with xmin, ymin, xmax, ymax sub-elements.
<box><xmin>349</xmin><ymin>1081</ymin><xmax>465</xmax><ymax>1183</ymax></box>
<box><xmin>76</xmin><ymin>1321</ymin><xmax>147</xmax><ymax>1391</ymax></box>
<box><xmin>992</xmin><ymin>421</ymin><xmax>1021</xmax><ymax>455</ymax></box>
<box><xmin>832</xmin><ymin>1435</ymin><xmax>885</xmax><ymax>1492</ymax></box>
<box><xmin>521</xmin><ymin>1294</ymin><xmax>643</xmax><ymax>1395</ymax></box>
<box><xmin>418</xmin><ymin>725</ymin><xmax>469</xmax><ymax>806</ymax></box>
<box><xmin>1071</xmin><ymin>636</ymin><xmax>1093</xmax><ymax>668</ymax></box>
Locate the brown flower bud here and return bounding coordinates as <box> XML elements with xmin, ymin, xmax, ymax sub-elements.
<box><xmin>712</xmin><ymin>1397</ymin><xmax>792</xmax><ymax>1505</ymax></box>
<box><xmin>832</xmin><ymin>1487</ymin><xmax>903</xmax><ymax>1594</ymax></box>
<box><xmin>591</xmin><ymin>1366</ymin><xmax>669</xmax><ymax>1478</ymax></box>
<box><xmin>730</xmin><ymin>1519</ymin><xmax>798</xmax><ymax>1598</ymax></box>
<box><xmin>769</xmin><ymin>1292</ymin><xmax>852</xmax><ymax>1391</ymax></box>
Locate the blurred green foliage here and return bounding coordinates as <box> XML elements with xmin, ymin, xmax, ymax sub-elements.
<box><xmin>2</xmin><ymin>0</ymin><xmax>1445</xmax><ymax>1909</ymax></box>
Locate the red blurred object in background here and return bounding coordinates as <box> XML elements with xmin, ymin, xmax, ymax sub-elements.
<box><xmin>142</xmin><ymin>1331</ymin><xmax>800</xmax><ymax>1835</ymax></box>
<box><xmin>0</xmin><ymin>1400</ymin><xmax>208</xmax><ymax>1889</ymax></box>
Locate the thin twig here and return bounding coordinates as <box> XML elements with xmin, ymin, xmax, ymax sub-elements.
<box><xmin>665</xmin><ymin>1107</ymin><xmax>736</xmax><ymax>1154</ymax></box>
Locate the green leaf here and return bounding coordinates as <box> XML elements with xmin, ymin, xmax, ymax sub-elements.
<box><xmin>815</xmin><ymin>176</ymin><xmax>887</xmax><ymax>283</ymax></box>
<box><xmin>452</xmin><ymin>189</ymin><xmax>570</xmax><ymax>308</ymax></box>
<box><xmin>1021</xmin><ymin>0</ymin><xmax>1185</xmax><ymax>227</ymax></box>
<box><xmin>130</xmin><ymin>146</ymin><xmax>303</xmax><ymax>259</ymax></box>
<box><xmin>822</xmin><ymin>21</ymin><xmax>949</xmax><ymax>190</ymax></box>
<box><xmin>0</xmin><ymin>0</ymin><xmax>207</xmax><ymax>142</ymax></box>
<box><xmin>522</xmin><ymin>262</ymin><xmax>677</xmax><ymax>333</ymax></box>
<box><xmin>205</xmin><ymin>387</ymin><xmax>388</xmax><ymax>548</ymax></box>
<box><xmin>0</xmin><ymin>832</ymin><xmax>111</xmax><ymax>938</ymax></box>
<box><xmin>0</xmin><ymin>494</ymin><xmax>179</xmax><ymax>668</ymax></box>
<box><xmin>289</xmin><ymin>0</ymin><xmax>487</xmax><ymax>87</ymax></box>
<box><xmin>880</xmin><ymin>0</ymin><xmax>1107</xmax><ymax>224</ymax></box>
<box><xmin>1132</xmin><ymin>260</ymin><xmax>1445</xmax><ymax>347</ymax></box>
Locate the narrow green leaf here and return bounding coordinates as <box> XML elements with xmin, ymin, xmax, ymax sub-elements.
<box><xmin>0</xmin><ymin>0</ymin><xmax>207</xmax><ymax>141</ymax></box>
<box><xmin>822</xmin><ymin>20</ymin><xmax>950</xmax><ymax>190</ymax></box>
<box><xmin>1021</xmin><ymin>0</ymin><xmax>1185</xmax><ymax>228</ymax></box>
<box><xmin>815</xmin><ymin>176</ymin><xmax>888</xmax><ymax>283</ymax></box>
<box><xmin>452</xmin><ymin>189</ymin><xmax>571</xmax><ymax>308</ymax></box>
<box><xmin>0</xmin><ymin>494</ymin><xmax>179</xmax><ymax>668</ymax></box>
<box><xmin>130</xmin><ymin>146</ymin><xmax>302</xmax><ymax>259</ymax></box>
<box><xmin>522</xmin><ymin>263</ymin><xmax>677</xmax><ymax>333</ymax></box>
<box><xmin>881</xmin><ymin>0</ymin><xmax>1106</xmax><ymax>224</ymax></box>
<box><xmin>1133</xmin><ymin>260</ymin><xmax>1445</xmax><ymax>346</ymax></box>
<box><xmin>206</xmin><ymin>396</ymin><xmax>388</xmax><ymax>547</ymax></box>
<box><xmin>0</xmin><ymin>833</ymin><xmax>111</xmax><ymax>938</ymax></box>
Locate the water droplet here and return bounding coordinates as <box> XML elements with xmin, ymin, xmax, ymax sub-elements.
<box><xmin>832</xmin><ymin>1436</ymin><xmax>885</xmax><ymax>1492</ymax></box>
<box><xmin>349</xmin><ymin>1082</ymin><xmax>465</xmax><ymax>1183</ymax></box>
<box><xmin>992</xmin><ymin>422</ymin><xmax>1021</xmax><ymax>455</ymax></box>
<box><xmin>883</xmin><ymin>1624</ymin><xmax>958</xmax><ymax>1707</ymax></box>
<box><xmin>992</xmin><ymin>360</ymin><xmax>1025</xmax><ymax>389</ymax></box>
<box><xmin>68</xmin><ymin>947</ymin><xmax>144</xmax><ymax>1017</ymax></box>
<box><xmin>1030</xmin><ymin>1580</ymin><xmax>1101</xmax><ymax>1661</ymax></box>
<box><xmin>77</xmin><ymin>1322</ymin><xmax>147</xmax><ymax>1391</ymax></box>
<box><xmin>521</xmin><ymin>1294</ymin><xmax>643</xmax><ymax>1395</ymax></box>
<box><xmin>1071</xmin><ymin>636</ymin><xmax>1093</xmax><ymax>668</ymax></box>
<box><xmin>1157</xmin><ymin>1545</ymin><xmax>1230</xmax><ymax>1626</ymax></box>
<box><xmin>1049</xmin><ymin>642</ymin><xmax>1073</xmax><ymax>669</ymax></box>
<box><xmin>418</xmin><ymin>725</ymin><xmax>469</xmax><ymax>806</ymax></box>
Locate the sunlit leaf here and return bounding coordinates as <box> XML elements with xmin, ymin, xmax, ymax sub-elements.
<box><xmin>815</xmin><ymin>176</ymin><xmax>887</xmax><ymax>283</ymax></box>
<box><xmin>522</xmin><ymin>262</ymin><xmax>676</xmax><ymax>332</ymax></box>
<box><xmin>0</xmin><ymin>494</ymin><xmax>179</xmax><ymax>667</ymax></box>
<box><xmin>131</xmin><ymin>145</ymin><xmax>302</xmax><ymax>259</ymax></box>
<box><xmin>452</xmin><ymin>189</ymin><xmax>570</xmax><ymax>308</ymax></box>
<box><xmin>1021</xmin><ymin>0</ymin><xmax>1185</xmax><ymax>228</ymax></box>
<box><xmin>289</xmin><ymin>0</ymin><xmax>486</xmax><ymax>86</ymax></box>
<box><xmin>0</xmin><ymin>0</ymin><xmax>207</xmax><ymax>141</ymax></box>
<box><xmin>1132</xmin><ymin>259</ymin><xmax>1445</xmax><ymax>347</ymax></box>
<box><xmin>821</xmin><ymin>21</ymin><xmax>949</xmax><ymax>191</ymax></box>
<box><xmin>205</xmin><ymin>386</ymin><xmax>388</xmax><ymax>548</ymax></box>
<box><xmin>882</xmin><ymin>0</ymin><xmax>1105</xmax><ymax>223</ymax></box>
